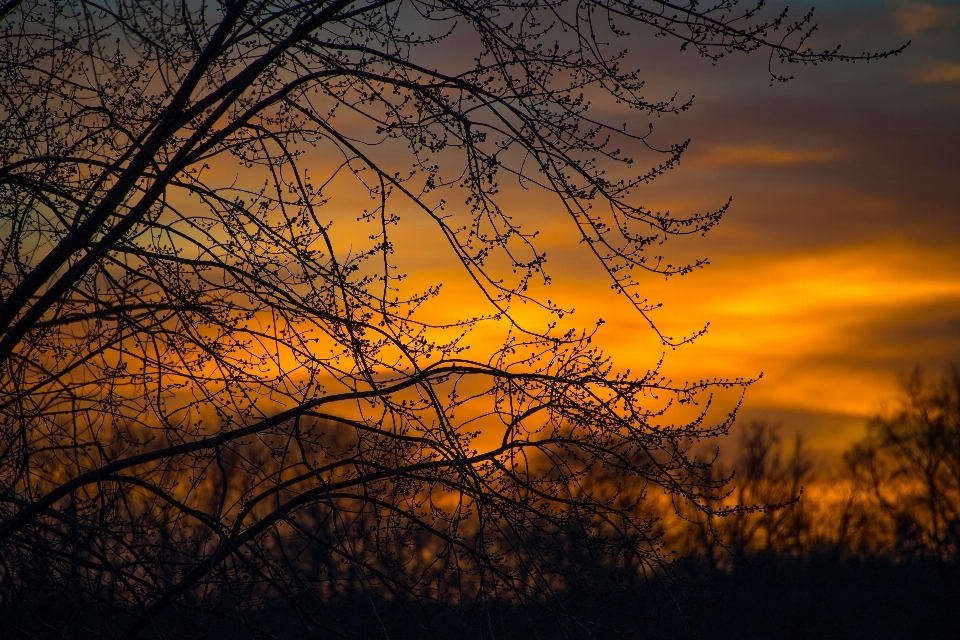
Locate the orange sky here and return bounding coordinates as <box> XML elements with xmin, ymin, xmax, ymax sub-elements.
<box><xmin>373</xmin><ymin>0</ymin><xmax>960</xmax><ymax>457</ymax></box>
<box><xmin>186</xmin><ymin>0</ymin><xmax>960</xmax><ymax>458</ymax></box>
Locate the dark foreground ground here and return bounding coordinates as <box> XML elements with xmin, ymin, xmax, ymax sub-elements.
<box><xmin>3</xmin><ymin>554</ymin><xmax>958</xmax><ymax>639</ymax></box>
<box><xmin>688</xmin><ymin>555</ymin><xmax>959</xmax><ymax>640</ymax></box>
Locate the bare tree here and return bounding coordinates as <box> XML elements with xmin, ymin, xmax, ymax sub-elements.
<box><xmin>715</xmin><ymin>423</ymin><xmax>813</xmax><ymax>557</ymax></box>
<box><xmin>846</xmin><ymin>366</ymin><xmax>960</xmax><ymax>565</ymax></box>
<box><xmin>667</xmin><ymin>422</ymin><xmax>814</xmax><ymax>572</ymax></box>
<box><xmin>0</xmin><ymin>0</ymin><xmax>900</xmax><ymax>636</ymax></box>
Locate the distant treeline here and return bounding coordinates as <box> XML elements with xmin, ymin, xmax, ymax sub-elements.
<box><xmin>663</xmin><ymin>365</ymin><xmax>960</xmax><ymax>639</ymax></box>
<box><xmin>3</xmin><ymin>367</ymin><xmax>958</xmax><ymax>639</ymax></box>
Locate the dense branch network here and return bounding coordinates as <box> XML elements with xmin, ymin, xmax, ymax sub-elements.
<box><xmin>0</xmin><ymin>0</ymin><xmax>901</xmax><ymax>636</ymax></box>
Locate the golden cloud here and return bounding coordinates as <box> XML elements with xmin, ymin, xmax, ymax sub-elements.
<box><xmin>896</xmin><ymin>2</ymin><xmax>960</xmax><ymax>35</ymax></box>
<box><xmin>642</xmin><ymin>243</ymin><xmax>960</xmax><ymax>421</ymax></box>
<box><xmin>406</xmin><ymin>236</ymin><xmax>960</xmax><ymax>429</ymax></box>
<box><xmin>917</xmin><ymin>63</ymin><xmax>960</xmax><ymax>84</ymax></box>
<box><xmin>691</xmin><ymin>143</ymin><xmax>841</xmax><ymax>168</ymax></box>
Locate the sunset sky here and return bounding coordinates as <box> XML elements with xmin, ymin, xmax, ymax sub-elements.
<box><xmin>381</xmin><ymin>0</ymin><xmax>960</xmax><ymax>457</ymax></box>
<box><xmin>603</xmin><ymin>0</ymin><xmax>960</xmax><ymax>454</ymax></box>
<box><xmin>220</xmin><ymin>0</ymin><xmax>960</xmax><ymax>458</ymax></box>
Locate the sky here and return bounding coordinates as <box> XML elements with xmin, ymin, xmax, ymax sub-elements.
<box><xmin>200</xmin><ymin>0</ymin><xmax>960</xmax><ymax>459</ymax></box>
<box><xmin>388</xmin><ymin>0</ymin><xmax>960</xmax><ymax>457</ymax></box>
<box><xmin>593</xmin><ymin>0</ymin><xmax>960</xmax><ymax>455</ymax></box>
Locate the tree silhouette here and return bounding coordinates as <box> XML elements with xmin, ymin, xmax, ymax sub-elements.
<box><xmin>846</xmin><ymin>366</ymin><xmax>960</xmax><ymax>565</ymax></box>
<box><xmin>0</xmin><ymin>0</ymin><xmax>901</xmax><ymax>636</ymax></box>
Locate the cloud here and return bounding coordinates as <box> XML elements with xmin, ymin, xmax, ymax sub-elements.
<box><xmin>691</xmin><ymin>143</ymin><xmax>841</xmax><ymax>168</ymax></box>
<box><xmin>896</xmin><ymin>2</ymin><xmax>960</xmax><ymax>35</ymax></box>
<box><xmin>916</xmin><ymin>62</ymin><xmax>960</xmax><ymax>84</ymax></box>
<box><xmin>614</xmin><ymin>243</ymin><xmax>960</xmax><ymax>421</ymax></box>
